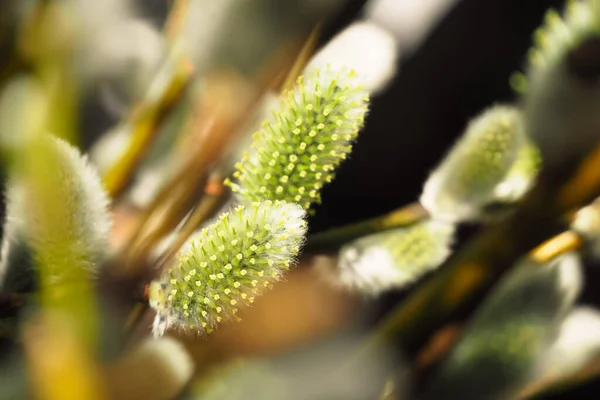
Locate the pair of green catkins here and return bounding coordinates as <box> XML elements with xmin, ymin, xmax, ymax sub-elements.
<box><xmin>149</xmin><ymin>68</ymin><xmax>370</xmax><ymax>336</ymax></box>
<box><xmin>151</xmin><ymin>0</ymin><xmax>600</xmax><ymax>335</ymax></box>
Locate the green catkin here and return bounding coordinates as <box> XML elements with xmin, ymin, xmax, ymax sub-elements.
<box><xmin>225</xmin><ymin>67</ymin><xmax>369</xmax><ymax>210</ymax></box>
<box><xmin>420</xmin><ymin>105</ymin><xmax>526</xmax><ymax>222</ymax></box>
<box><xmin>0</xmin><ymin>135</ymin><xmax>112</xmax><ymax>289</ymax></box>
<box><xmin>326</xmin><ymin>219</ymin><xmax>455</xmax><ymax>295</ymax></box>
<box><xmin>149</xmin><ymin>200</ymin><xmax>307</xmax><ymax>336</ymax></box>
<box><xmin>513</xmin><ymin>0</ymin><xmax>600</xmax><ymax>93</ymax></box>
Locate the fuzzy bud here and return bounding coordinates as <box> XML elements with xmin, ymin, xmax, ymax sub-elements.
<box><xmin>1</xmin><ymin>135</ymin><xmax>111</xmax><ymax>289</ymax></box>
<box><xmin>420</xmin><ymin>105</ymin><xmax>526</xmax><ymax>222</ymax></box>
<box><xmin>225</xmin><ymin>67</ymin><xmax>369</xmax><ymax>210</ymax></box>
<box><xmin>150</xmin><ymin>200</ymin><xmax>307</xmax><ymax>336</ymax></box>
<box><xmin>318</xmin><ymin>219</ymin><xmax>455</xmax><ymax>295</ymax></box>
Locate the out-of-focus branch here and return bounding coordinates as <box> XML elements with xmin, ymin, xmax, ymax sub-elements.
<box><xmin>102</xmin><ymin>58</ymin><xmax>192</xmax><ymax>198</ymax></box>
<box><xmin>23</xmin><ymin>313</ymin><xmax>106</xmax><ymax>400</ymax></box>
<box><xmin>0</xmin><ymin>292</ymin><xmax>28</xmax><ymax>318</ymax></box>
<box><xmin>164</xmin><ymin>0</ymin><xmax>189</xmax><ymax>39</ymax></box>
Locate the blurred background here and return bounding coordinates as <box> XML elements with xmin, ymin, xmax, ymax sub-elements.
<box><xmin>6</xmin><ymin>0</ymin><xmax>600</xmax><ymax>398</ymax></box>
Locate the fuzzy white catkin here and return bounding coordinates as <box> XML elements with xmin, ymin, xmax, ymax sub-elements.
<box><xmin>304</xmin><ymin>21</ymin><xmax>398</xmax><ymax>94</ymax></box>
<box><xmin>420</xmin><ymin>105</ymin><xmax>526</xmax><ymax>222</ymax></box>
<box><xmin>150</xmin><ymin>200</ymin><xmax>307</xmax><ymax>336</ymax></box>
<box><xmin>0</xmin><ymin>135</ymin><xmax>111</xmax><ymax>287</ymax></box>
<box><xmin>365</xmin><ymin>0</ymin><xmax>459</xmax><ymax>54</ymax></box>
<box><xmin>423</xmin><ymin>253</ymin><xmax>582</xmax><ymax>400</ymax></box>
<box><xmin>535</xmin><ymin>306</ymin><xmax>600</xmax><ymax>382</ymax></box>
<box><xmin>317</xmin><ymin>219</ymin><xmax>455</xmax><ymax>296</ymax></box>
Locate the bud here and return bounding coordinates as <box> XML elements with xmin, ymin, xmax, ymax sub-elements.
<box><xmin>150</xmin><ymin>200</ymin><xmax>307</xmax><ymax>336</ymax></box>
<box><xmin>420</xmin><ymin>105</ymin><xmax>526</xmax><ymax>222</ymax></box>
<box><xmin>319</xmin><ymin>219</ymin><xmax>455</xmax><ymax>295</ymax></box>
<box><xmin>225</xmin><ymin>67</ymin><xmax>369</xmax><ymax>210</ymax></box>
<box><xmin>1</xmin><ymin>135</ymin><xmax>111</xmax><ymax>290</ymax></box>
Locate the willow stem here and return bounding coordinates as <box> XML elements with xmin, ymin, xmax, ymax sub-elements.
<box><xmin>304</xmin><ymin>202</ymin><xmax>429</xmax><ymax>253</ymax></box>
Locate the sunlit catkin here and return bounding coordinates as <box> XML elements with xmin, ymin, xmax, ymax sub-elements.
<box><xmin>149</xmin><ymin>200</ymin><xmax>307</xmax><ymax>336</ymax></box>
<box><xmin>420</xmin><ymin>105</ymin><xmax>526</xmax><ymax>222</ymax></box>
<box><xmin>225</xmin><ymin>67</ymin><xmax>369</xmax><ymax>210</ymax></box>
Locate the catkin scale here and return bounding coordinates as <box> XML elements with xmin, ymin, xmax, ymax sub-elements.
<box><xmin>225</xmin><ymin>68</ymin><xmax>369</xmax><ymax>210</ymax></box>
<box><xmin>150</xmin><ymin>200</ymin><xmax>307</xmax><ymax>336</ymax></box>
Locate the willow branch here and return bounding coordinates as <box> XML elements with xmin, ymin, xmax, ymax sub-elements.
<box><xmin>101</xmin><ymin>58</ymin><xmax>192</xmax><ymax>198</ymax></box>
<box><xmin>304</xmin><ymin>202</ymin><xmax>429</xmax><ymax>253</ymax></box>
<box><xmin>164</xmin><ymin>0</ymin><xmax>189</xmax><ymax>39</ymax></box>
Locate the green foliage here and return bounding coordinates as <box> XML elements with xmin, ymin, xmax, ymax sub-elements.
<box><xmin>149</xmin><ymin>200</ymin><xmax>307</xmax><ymax>336</ymax></box>
<box><xmin>225</xmin><ymin>67</ymin><xmax>369</xmax><ymax>210</ymax></box>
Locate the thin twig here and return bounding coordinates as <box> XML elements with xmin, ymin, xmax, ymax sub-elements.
<box><xmin>304</xmin><ymin>202</ymin><xmax>430</xmax><ymax>253</ymax></box>
<box><xmin>164</xmin><ymin>0</ymin><xmax>189</xmax><ymax>39</ymax></box>
<box><xmin>102</xmin><ymin>58</ymin><xmax>192</xmax><ymax>198</ymax></box>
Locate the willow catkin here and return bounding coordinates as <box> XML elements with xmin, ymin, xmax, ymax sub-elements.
<box><xmin>225</xmin><ymin>67</ymin><xmax>369</xmax><ymax>210</ymax></box>
<box><xmin>149</xmin><ymin>200</ymin><xmax>307</xmax><ymax>336</ymax></box>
